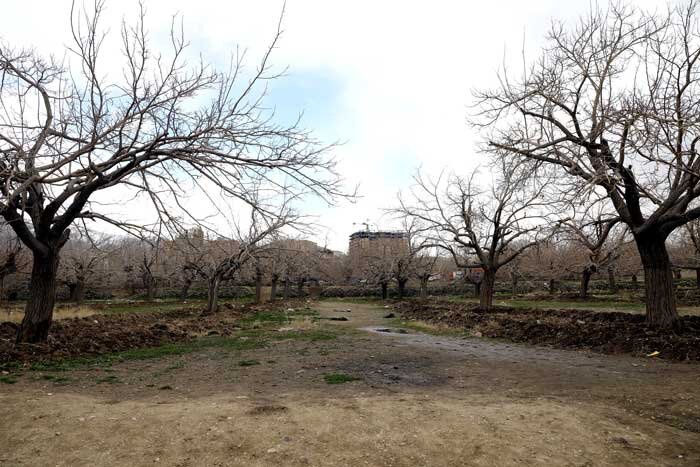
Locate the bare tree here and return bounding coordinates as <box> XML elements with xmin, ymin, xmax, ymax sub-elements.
<box><xmin>0</xmin><ymin>2</ymin><xmax>344</xmax><ymax>342</ymax></box>
<box><xmin>0</xmin><ymin>225</ymin><xmax>24</xmax><ymax>304</ymax></box>
<box><xmin>560</xmin><ymin>206</ymin><xmax>628</xmax><ymax>298</ymax></box>
<box><xmin>60</xmin><ymin>233</ymin><xmax>118</xmax><ymax>304</ymax></box>
<box><xmin>397</xmin><ymin>159</ymin><xmax>554</xmax><ymax>309</ymax></box>
<box><xmin>475</xmin><ymin>2</ymin><xmax>700</xmax><ymax>329</ymax></box>
<box><xmin>184</xmin><ymin>208</ymin><xmax>294</xmax><ymax>314</ymax></box>
<box><xmin>364</xmin><ymin>253</ymin><xmax>394</xmax><ymax>300</ymax></box>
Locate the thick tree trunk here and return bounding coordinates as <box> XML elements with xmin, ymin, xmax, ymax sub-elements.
<box><xmin>635</xmin><ymin>234</ymin><xmax>679</xmax><ymax>330</ymax></box>
<box><xmin>548</xmin><ymin>278</ymin><xmax>556</xmax><ymax>295</ymax></box>
<box><xmin>479</xmin><ymin>270</ymin><xmax>495</xmax><ymax>310</ymax></box>
<box><xmin>380</xmin><ymin>282</ymin><xmax>388</xmax><ymax>300</ymax></box>
<box><xmin>580</xmin><ymin>268</ymin><xmax>593</xmax><ymax>298</ymax></box>
<box><xmin>696</xmin><ymin>269</ymin><xmax>700</xmax><ymax>290</ymax></box>
<box><xmin>206</xmin><ymin>275</ymin><xmax>221</xmax><ymax>314</ymax></box>
<box><xmin>397</xmin><ymin>278</ymin><xmax>408</xmax><ymax>299</ymax></box>
<box><xmin>270</xmin><ymin>275</ymin><xmax>278</xmax><ymax>301</ymax></box>
<box><xmin>16</xmin><ymin>251</ymin><xmax>60</xmax><ymax>343</ymax></box>
<box><xmin>510</xmin><ymin>272</ymin><xmax>518</xmax><ymax>297</ymax></box>
<box><xmin>283</xmin><ymin>277</ymin><xmax>290</xmax><ymax>300</ymax></box>
<box><xmin>473</xmin><ymin>281</ymin><xmax>481</xmax><ymax>298</ymax></box>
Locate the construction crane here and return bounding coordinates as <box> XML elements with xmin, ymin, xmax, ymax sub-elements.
<box><xmin>352</xmin><ymin>220</ymin><xmax>371</xmax><ymax>232</ymax></box>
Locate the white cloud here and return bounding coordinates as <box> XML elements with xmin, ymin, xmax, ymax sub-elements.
<box><xmin>0</xmin><ymin>0</ymin><xmax>669</xmax><ymax>251</ymax></box>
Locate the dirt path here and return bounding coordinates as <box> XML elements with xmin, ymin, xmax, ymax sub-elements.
<box><xmin>1</xmin><ymin>301</ymin><xmax>699</xmax><ymax>466</ymax></box>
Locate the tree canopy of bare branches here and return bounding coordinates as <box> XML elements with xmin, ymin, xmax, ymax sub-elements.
<box><xmin>475</xmin><ymin>2</ymin><xmax>700</xmax><ymax>329</ymax></box>
<box><xmin>0</xmin><ymin>2</ymin><xmax>345</xmax><ymax>342</ymax></box>
<box><xmin>396</xmin><ymin>159</ymin><xmax>555</xmax><ymax>309</ymax></box>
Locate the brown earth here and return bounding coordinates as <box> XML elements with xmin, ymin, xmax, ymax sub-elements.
<box><xmin>395</xmin><ymin>300</ymin><xmax>700</xmax><ymax>361</ymax></box>
<box><xmin>0</xmin><ymin>302</ymin><xmax>261</xmax><ymax>366</ymax></box>
<box><xmin>1</xmin><ymin>301</ymin><xmax>699</xmax><ymax>466</ymax></box>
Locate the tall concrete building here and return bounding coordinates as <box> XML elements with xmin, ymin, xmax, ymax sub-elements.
<box><xmin>348</xmin><ymin>230</ymin><xmax>409</xmax><ymax>279</ymax></box>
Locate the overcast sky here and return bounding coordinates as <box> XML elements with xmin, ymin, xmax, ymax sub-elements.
<box><xmin>0</xmin><ymin>0</ymin><xmax>667</xmax><ymax>251</ymax></box>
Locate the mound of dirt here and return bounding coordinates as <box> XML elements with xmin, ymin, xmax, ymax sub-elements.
<box><xmin>0</xmin><ymin>302</ymin><xmax>284</xmax><ymax>368</ymax></box>
<box><xmin>395</xmin><ymin>300</ymin><xmax>700</xmax><ymax>361</ymax></box>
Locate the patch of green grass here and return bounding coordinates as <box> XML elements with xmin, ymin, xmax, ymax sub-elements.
<box><xmin>273</xmin><ymin>330</ymin><xmax>337</xmax><ymax>341</ymax></box>
<box><xmin>324</xmin><ymin>373</ymin><xmax>360</xmax><ymax>384</ymax></box>
<box><xmin>241</xmin><ymin>311</ymin><xmax>290</xmax><ymax>324</ymax></box>
<box><xmin>28</xmin><ymin>335</ymin><xmax>268</xmax><ymax>372</ymax></box>
<box><xmin>238</xmin><ymin>359</ymin><xmax>260</xmax><ymax>367</ymax></box>
<box><xmin>0</xmin><ymin>375</ymin><xmax>18</xmax><ymax>384</ymax></box>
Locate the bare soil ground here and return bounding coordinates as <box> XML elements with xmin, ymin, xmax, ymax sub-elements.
<box><xmin>396</xmin><ymin>300</ymin><xmax>700</xmax><ymax>361</ymax></box>
<box><xmin>1</xmin><ymin>301</ymin><xmax>700</xmax><ymax>466</ymax></box>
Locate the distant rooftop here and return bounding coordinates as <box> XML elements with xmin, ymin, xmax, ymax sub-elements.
<box><xmin>349</xmin><ymin>230</ymin><xmax>407</xmax><ymax>240</ymax></box>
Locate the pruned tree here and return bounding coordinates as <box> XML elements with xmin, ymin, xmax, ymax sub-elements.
<box><xmin>364</xmin><ymin>253</ymin><xmax>394</xmax><ymax>300</ymax></box>
<box><xmin>475</xmin><ymin>2</ymin><xmax>700</xmax><ymax>329</ymax></box>
<box><xmin>396</xmin><ymin>159</ymin><xmax>554</xmax><ymax>309</ymax></box>
<box><xmin>0</xmin><ymin>224</ymin><xmax>24</xmax><ymax>303</ymax></box>
<box><xmin>0</xmin><ymin>2</ymin><xmax>344</xmax><ymax>342</ymax></box>
<box><xmin>679</xmin><ymin>219</ymin><xmax>700</xmax><ymax>287</ymax></box>
<box><xmin>60</xmin><ymin>232</ymin><xmax>118</xmax><ymax>304</ymax></box>
<box><xmin>560</xmin><ymin>206</ymin><xmax>628</xmax><ymax>298</ymax></box>
<box><xmin>184</xmin><ymin>207</ymin><xmax>294</xmax><ymax>314</ymax></box>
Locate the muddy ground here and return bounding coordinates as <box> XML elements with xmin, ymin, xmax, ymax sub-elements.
<box><xmin>1</xmin><ymin>301</ymin><xmax>700</xmax><ymax>466</ymax></box>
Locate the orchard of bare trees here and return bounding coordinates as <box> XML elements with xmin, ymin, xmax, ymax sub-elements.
<box><xmin>4</xmin><ymin>3</ymin><xmax>700</xmax><ymax>464</ymax></box>
<box><xmin>1</xmin><ymin>1</ymin><xmax>700</xmax><ymax>340</ymax></box>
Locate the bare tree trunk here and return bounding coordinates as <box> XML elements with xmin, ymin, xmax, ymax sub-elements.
<box><xmin>479</xmin><ymin>270</ymin><xmax>495</xmax><ymax>310</ymax></box>
<box><xmin>380</xmin><ymin>282</ymin><xmax>388</xmax><ymax>300</ymax></box>
<box><xmin>696</xmin><ymin>269</ymin><xmax>700</xmax><ymax>290</ymax></box>
<box><xmin>74</xmin><ymin>278</ymin><xmax>85</xmax><ymax>305</ymax></box>
<box><xmin>16</xmin><ymin>251</ymin><xmax>60</xmax><ymax>343</ymax></box>
<box><xmin>180</xmin><ymin>279</ymin><xmax>192</xmax><ymax>301</ymax></box>
<box><xmin>397</xmin><ymin>278</ymin><xmax>408</xmax><ymax>299</ymax></box>
<box><xmin>255</xmin><ymin>267</ymin><xmax>263</xmax><ymax>304</ymax></box>
<box><xmin>631</xmin><ymin>274</ymin><xmax>638</xmax><ymax>289</ymax></box>
<box><xmin>548</xmin><ymin>278</ymin><xmax>556</xmax><ymax>295</ymax></box>
<box><xmin>636</xmin><ymin>235</ymin><xmax>679</xmax><ymax>330</ymax></box>
<box><xmin>146</xmin><ymin>279</ymin><xmax>156</xmax><ymax>300</ymax></box>
<box><xmin>607</xmin><ymin>266</ymin><xmax>617</xmax><ymax>293</ymax></box>
<box><xmin>510</xmin><ymin>271</ymin><xmax>518</xmax><ymax>297</ymax></box>
<box><xmin>206</xmin><ymin>275</ymin><xmax>221</xmax><ymax>314</ymax></box>
<box><xmin>270</xmin><ymin>275</ymin><xmax>278</xmax><ymax>301</ymax></box>
<box><xmin>283</xmin><ymin>277</ymin><xmax>290</xmax><ymax>300</ymax></box>
<box><xmin>580</xmin><ymin>268</ymin><xmax>593</xmax><ymax>298</ymax></box>
<box><xmin>473</xmin><ymin>281</ymin><xmax>481</xmax><ymax>298</ymax></box>
<box><xmin>419</xmin><ymin>277</ymin><xmax>428</xmax><ymax>298</ymax></box>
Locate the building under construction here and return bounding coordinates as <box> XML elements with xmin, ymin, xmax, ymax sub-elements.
<box><xmin>348</xmin><ymin>230</ymin><xmax>409</xmax><ymax>279</ymax></box>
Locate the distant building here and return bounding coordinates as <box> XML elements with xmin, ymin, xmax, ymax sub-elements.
<box><xmin>348</xmin><ymin>230</ymin><xmax>409</xmax><ymax>279</ymax></box>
